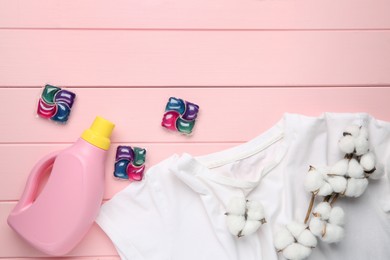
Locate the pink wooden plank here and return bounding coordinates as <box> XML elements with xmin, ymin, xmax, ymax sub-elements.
<box><xmin>0</xmin><ymin>202</ymin><xmax>118</xmax><ymax>257</ymax></box>
<box><xmin>1</xmin><ymin>30</ymin><xmax>390</xmax><ymax>87</ymax></box>
<box><xmin>8</xmin><ymin>258</ymin><xmax>119</xmax><ymax>260</ymax></box>
<box><xmin>0</xmin><ymin>0</ymin><xmax>389</xmax><ymax>29</ymax></box>
<box><xmin>1</xmin><ymin>87</ymin><xmax>390</xmax><ymax>144</ymax></box>
<box><xmin>0</xmin><ymin>143</ymin><xmax>236</xmax><ymax>201</ymax></box>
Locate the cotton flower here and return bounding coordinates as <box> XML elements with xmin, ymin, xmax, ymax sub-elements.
<box><xmin>274</xmin><ymin>221</ymin><xmax>317</xmax><ymax>260</ymax></box>
<box><xmin>338</xmin><ymin>135</ymin><xmax>355</xmax><ymax>154</ymax></box>
<box><xmin>330</xmin><ymin>159</ymin><xmax>349</xmax><ymax>176</ymax></box>
<box><xmin>327</xmin><ymin>176</ymin><xmax>347</xmax><ymax>193</ymax></box>
<box><xmin>326</xmin><ymin>156</ymin><xmax>373</xmax><ymax>197</ymax></box>
<box><xmin>354</xmin><ymin>135</ymin><xmax>369</xmax><ymax>156</ymax></box>
<box><xmin>227</xmin><ymin>197</ymin><xmax>246</xmax><ymax>215</ymax></box>
<box><xmin>304</xmin><ymin>166</ymin><xmax>325</xmax><ymax>192</ymax></box>
<box><xmin>312</xmin><ymin>201</ymin><xmax>331</xmax><ymax>219</ymax></box>
<box><xmin>226</xmin><ymin>215</ymin><xmax>246</xmax><ymax>236</ymax></box>
<box><xmin>328</xmin><ymin>206</ymin><xmax>345</xmax><ymax>226</ymax></box>
<box><xmin>360</xmin><ymin>152</ymin><xmax>376</xmax><ymax>173</ymax></box>
<box><xmin>338</xmin><ymin>125</ymin><xmax>369</xmax><ymax>155</ymax></box>
<box><xmin>304</xmin><ymin>166</ymin><xmax>333</xmax><ymax>196</ymax></box>
<box><xmin>321</xmin><ymin>224</ymin><xmax>344</xmax><ymax>243</ymax></box>
<box><xmin>343</xmin><ymin>178</ymin><xmax>368</xmax><ymax>197</ymax></box>
<box><xmin>309</xmin><ymin>202</ymin><xmax>344</xmax><ymax>243</ymax></box>
<box><xmin>338</xmin><ymin>125</ymin><xmax>379</xmax><ymax>177</ymax></box>
<box><xmin>347</xmin><ymin>158</ymin><xmax>364</xmax><ymax>178</ymax></box>
<box><xmin>225</xmin><ymin>197</ymin><xmax>266</xmax><ymax>237</ymax></box>
<box><xmin>240</xmin><ymin>200</ymin><xmax>266</xmax><ymax>237</ymax></box>
<box><xmin>305</xmin><ymin>166</ymin><xmax>348</xmax><ymax>196</ymax></box>
<box><xmin>246</xmin><ymin>200</ymin><xmax>265</xmax><ymax>219</ymax></box>
<box><xmin>282</xmin><ymin>243</ymin><xmax>311</xmax><ymax>260</ymax></box>
<box><xmin>343</xmin><ymin>125</ymin><xmax>361</xmax><ymax>137</ymax></box>
<box><xmin>306</xmin><ymin>157</ymin><xmax>372</xmax><ymax>198</ymax></box>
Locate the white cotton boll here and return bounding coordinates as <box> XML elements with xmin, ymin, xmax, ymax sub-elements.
<box><xmin>369</xmin><ymin>163</ymin><xmax>385</xmax><ymax>180</ymax></box>
<box><xmin>327</xmin><ymin>176</ymin><xmax>347</xmax><ymax>193</ymax></box>
<box><xmin>309</xmin><ymin>217</ymin><xmax>325</xmax><ymax>237</ymax></box>
<box><xmin>274</xmin><ymin>227</ymin><xmax>295</xmax><ymax>251</ymax></box>
<box><xmin>297</xmin><ymin>229</ymin><xmax>317</xmax><ymax>248</ymax></box>
<box><xmin>226</xmin><ymin>197</ymin><xmax>246</xmax><ymax>215</ymax></box>
<box><xmin>344</xmin><ymin>178</ymin><xmax>369</xmax><ymax>197</ymax></box>
<box><xmin>354</xmin><ymin>136</ymin><xmax>369</xmax><ymax>156</ymax></box>
<box><xmin>318</xmin><ymin>182</ymin><xmax>333</xmax><ymax>196</ymax></box>
<box><xmin>304</xmin><ymin>170</ymin><xmax>325</xmax><ymax>193</ymax></box>
<box><xmin>313</xmin><ymin>202</ymin><xmax>332</xmax><ymax>220</ymax></box>
<box><xmin>226</xmin><ymin>215</ymin><xmax>246</xmax><ymax>236</ymax></box>
<box><xmin>347</xmin><ymin>158</ymin><xmax>365</xmax><ymax>178</ymax></box>
<box><xmin>358</xmin><ymin>126</ymin><xmax>369</xmax><ymax>139</ymax></box>
<box><xmin>330</xmin><ymin>159</ymin><xmax>349</xmax><ymax>176</ymax></box>
<box><xmin>360</xmin><ymin>152</ymin><xmax>376</xmax><ymax>172</ymax></box>
<box><xmin>246</xmin><ymin>200</ymin><xmax>265</xmax><ymax>220</ymax></box>
<box><xmin>344</xmin><ymin>125</ymin><xmax>361</xmax><ymax>137</ymax></box>
<box><xmin>241</xmin><ymin>220</ymin><xmax>262</xmax><ymax>236</ymax></box>
<box><xmin>317</xmin><ymin>166</ymin><xmax>331</xmax><ymax>177</ymax></box>
<box><xmin>287</xmin><ymin>221</ymin><xmax>307</xmax><ymax>238</ymax></box>
<box><xmin>338</xmin><ymin>135</ymin><xmax>355</xmax><ymax>154</ymax></box>
<box><xmin>283</xmin><ymin>243</ymin><xmax>312</xmax><ymax>260</ymax></box>
<box><xmin>321</xmin><ymin>224</ymin><xmax>344</xmax><ymax>243</ymax></box>
<box><xmin>329</xmin><ymin>207</ymin><xmax>345</xmax><ymax>226</ymax></box>
<box><xmin>352</xmin><ymin>178</ymin><xmax>369</xmax><ymax>197</ymax></box>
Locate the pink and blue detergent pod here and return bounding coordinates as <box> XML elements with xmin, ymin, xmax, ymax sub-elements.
<box><xmin>37</xmin><ymin>84</ymin><xmax>76</xmax><ymax>123</ymax></box>
<box><xmin>161</xmin><ymin>97</ymin><xmax>199</xmax><ymax>135</ymax></box>
<box><xmin>114</xmin><ymin>146</ymin><xmax>146</xmax><ymax>181</ymax></box>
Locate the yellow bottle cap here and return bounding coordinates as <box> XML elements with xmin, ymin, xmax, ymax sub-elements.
<box><xmin>81</xmin><ymin>116</ymin><xmax>115</xmax><ymax>150</ymax></box>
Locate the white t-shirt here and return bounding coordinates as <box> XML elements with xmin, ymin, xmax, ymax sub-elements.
<box><xmin>96</xmin><ymin>113</ymin><xmax>390</xmax><ymax>260</ymax></box>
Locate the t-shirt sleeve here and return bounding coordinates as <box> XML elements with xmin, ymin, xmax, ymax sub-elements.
<box><xmin>96</xmin><ymin>163</ymin><xmax>172</xmax><ymax>260</ymax></box>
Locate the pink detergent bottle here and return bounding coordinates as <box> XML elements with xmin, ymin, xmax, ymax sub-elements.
<box><xmin>8</xmin><ymin>116</ymin><xmax>115</xmax><ymax>255</ymax></box>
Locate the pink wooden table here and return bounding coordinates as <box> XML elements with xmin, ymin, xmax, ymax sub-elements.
<box><xmin>1</xmin><ymin>0</ymin><xmax>390</xmax><ymax>259</ymax></box>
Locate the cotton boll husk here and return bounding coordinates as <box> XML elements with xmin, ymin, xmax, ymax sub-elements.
<box><xmin>344</xmin><ymin>178</ymin><xmax>369</xmax><ymax>197</ymax></box>
<box><xmin>318</xmin><ymin>182</ymin><xmax>333</xmax><ymax>196</ymax></box>
<box><xmin>283</xmin><ymin>243</ymin><xmax>312</xmax><ymax>260</ymax></box>
<box><xmin>313</xmin><ymin>202</ymin><xmax>332</xmax><ymax>220</ymax></box>
<box><xmin>304</xmin><ymin>170</ymin><xmax>325</xmax><ymax>193</ymax></box>
<box><xmin>274</xmin><ymin>227</ymin><xmax>295</xmax><ymax>251</ymax></box>
<box><xmin>321</xmin><ymin>224</ymin><xmax>344</xmax><ymax>243</ymax></box>
<box><xmin>360</xmin><ymin>152</ymin><xmax>376</xmax><ymax>172</ymax></box>
<box><xmin>329</xmin><ymin>207</ymin><xmax>345</xmax><ymax>226</ymax></box>
<box><xmin>246</xmin><ymin>200</ymin><xmax>265</xmax><ymax>220</ymax></box>
<box><xmin>344</xmin><ymin>125</ymin><xmax>361</xmax><ymax>137</ymax></box>
<box><xmin>309</xmin><ymin>217</ymin><xmax>325</xmax><ymax>237</ymax></box>
<box><xmin>226</xmin><ymin>197</ymin><xmax>246</xmax><ymax>215</ymax></box>
<box><xmin>338</xmin><ymin>135</ymin><xmax>355</xmax><ymax>154</ymax></box>
<box><xmin>297</xmin><ymin>229</ymin><xmax>317</xmax><ymax>248</ymax></box>
<box><xmin>327</xmin><ymin>176</ymin><xmax>347</xmax><ymax>193</ymax></box>
<box><xmin>241</xmin><ymin>220</ymin><xmax>262</xmax><ymax>236</ymax></box>
<box><xmin>354</xmin><ymin>136</ymin><xmax>369</xmax><ymax>156</ymax></box>
<box><xmin>347</xmin><ymin>158</ymin><xmax>365</xmax><ymax>178</ymax></box>
<box><xmin>286</xmin><ymin>221</ymin><xmax>307</xmax><ymax>238</ymax></box>
<box><xmin>368</xmin><ymin>163</ymin><xmax>385</xmax><ymax>180</ymax></box>
<box><xmin>226</xmin><ymin>215</ymin><xmax>246</xmax><ymax>236</ymax></box>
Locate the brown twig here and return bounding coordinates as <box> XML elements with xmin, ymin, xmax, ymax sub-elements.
<box><xmin>330</xmin><ymin>193</ymin><xmax>340</xmax><ymax>206</ymax></box>
<box><xmin>322</xmin><ymin>224</ymin><xmax>327</xmax><ymax>237</ymax></box>
<box><xmin>304</xmin><ymin>193</ymin><xmax>316</xmax><ymax>224</ymax></box>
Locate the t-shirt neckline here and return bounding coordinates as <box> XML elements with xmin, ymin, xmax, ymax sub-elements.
<box><xmin>175</xmin><ymin>114</ymin><xmax>293</xmax><ymax>190</ymax></box>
